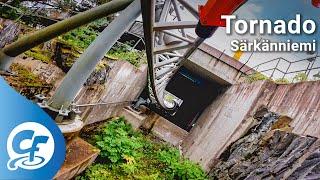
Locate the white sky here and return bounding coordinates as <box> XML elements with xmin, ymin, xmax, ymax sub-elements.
<box><xmin>181</xmin><ymin>0</ymin><xmax>320</xmax><ymax>79</ymax></box>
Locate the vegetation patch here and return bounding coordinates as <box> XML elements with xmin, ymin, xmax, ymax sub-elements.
<box><xmin>107</xmin><ymin>42</ymin><xmax>146</xmax><ymax>67</ymax></box>
<box><xmin>58</xmin><ymin>19</ymin><xmax>146</xmax><ymax>68</ymax></box>
<box><xmin>244</xmin><ymin>71</ymin><xmax>317</xmax><ymax>84</ymax></box>
<box><xmin>24</xmin><ymin>46</ymin><xmax>53</xmax><ymax>63</ymax></box>
<box><xmin>77</xmin><ymin>117</ymin><xmax>207</xmax><ymax>180</ymax></box>
<box><xmin>274</xmin><ymin>78</ymin><xmax>290</xmax><ymax>84</ymax></box>
<box><xmin>4</xmin><ymin>63</ymin><xmax>52</xmax><ymax>98</ymax></box>
<box><xmin>6</xmin><ymin>63</ymin><xmax>48</xmax><ymax>87</ymax></box>
<box><xmin>244</xmin><ymin>72</ymin><xmax>269</xmax><ymax>83</ymax></box>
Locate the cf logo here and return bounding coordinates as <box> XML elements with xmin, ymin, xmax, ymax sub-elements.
<box><xmin>7</xmin><ymin>122</ymin><xmax>55</xmax><ymax>170</ymax></box>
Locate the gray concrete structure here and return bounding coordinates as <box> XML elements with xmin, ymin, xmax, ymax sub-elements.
<box><xmin>184</xmin><ymin>41</ymin><xmax>253</xmax><ymax>85</ymax></box>
<box><xmin>181</xmin><ymin>80</ymin><xmax>320</xmax><ymax>171</ymax></box>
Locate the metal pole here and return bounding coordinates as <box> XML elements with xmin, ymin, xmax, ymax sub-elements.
<box><xmin>307</xmin><ymin>55</ymin><xmax>317</xmax><ymax>77</ymax></box>
<box><xmin>47</xmin><ymin>0</ymin><xmax>141</xmax><ymax>110</ymax></box>
<box><xmin>270</xmin><ymin>58</ymin><xmax>280</xmax><ymax>79</ymax></box>
<box><xmin>176</xmin><ymin>0</ymin><xmax>198</xmax><ymax>18</ymax></box>
<box><xmin>282</xmin><ymin>62</ymin><xmax>291</xmax><ymax>79</ymax></box>
<box><xmin>0</xmin><ymin>0</ymin><xmax>134</xmax><ymax>71</ymax></box>
<box><xmin>172</xmin><ymin>0</ymin><xmax>186</xmax><ymax>37</ymax></box>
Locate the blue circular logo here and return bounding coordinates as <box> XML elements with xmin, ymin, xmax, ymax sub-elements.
<box><xmin>0</xmin><ymin>77</ymin><xmax>66</xmax><ymax>179</ymax></box>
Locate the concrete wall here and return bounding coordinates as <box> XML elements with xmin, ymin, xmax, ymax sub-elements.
<box><xmin>74</xmin><ymin>61</ymin><xmax>147</xmax><ymax>124</ymax></box>
<box><xmin>184</xmin><ymin>40</ymin><xmax>253</xmax><ymax>85</ymax></box>
<box><xmin>181</xmin><ymin>81</ymin><xmax>276</xmax><ymax>170</ymax></box>
<box><xmin>121</xmin><ymin>108</ymin><xmax>188</xmax><ymax>146</ymax></box>
<box><xmin>181</xmin><ymin>80</ymin><xmax>320</xmax><ymax>171</ymax></box>
<box><xmin>14</xmin><ymin>58</ymin><xmax>147</xmax><ymax>125</ymax></box>
<box><xmin>267</xmin><ymin>81</ymin><xmax>320</xmax><ymax>138</ymax></box>
<box><xmin>150</xmin><ymin>114</ymin><xmax>188</xmax><ymax>146</ymax></box>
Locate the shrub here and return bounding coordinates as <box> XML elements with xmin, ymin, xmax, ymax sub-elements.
<box><xmin>78</xmin><ymin>117</ymin><xmax>207</xmax><ymax>180</ymax></box>
<box><xmin>293</xmin><ymin>72</ymin><xmax>308</xmax><ymax>82</ymax></box>
<box><xmin>59</xmin><ymin>20</ymin><xmax>146</xmax><ymax>67</ymax></box>
<box><xmin>94</xmin><ymin>117</ymin><xmax>144</xmax><ymax>164</ymax></box>
<box><xmin>157</xmin><ymin>147</ymin><xmax>207</xmax><ymax>179</ymax></box>
<box><xmin>245</xmin><ymin>72</ymin><xmax>269</xmax><ymax>82</ymax></box>
<box><xmin>274</xmin><ymin>78</ymin><xmax>290</xmax><ymax>84</ymax></box>
<box><xmin>107</xmin><ymin>42</ymin><xmax>146</xmax><ymax>67</ymax></box>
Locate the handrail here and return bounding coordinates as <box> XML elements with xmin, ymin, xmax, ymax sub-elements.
<box><xmin>244</xmin><ymin>55</ymin><xmax>320</xmax><ymax>81</ymax></box>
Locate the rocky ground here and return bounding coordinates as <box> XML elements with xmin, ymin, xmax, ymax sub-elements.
<box><xmin>0</xmin><ymin>18</ymin><xmax>112</xmax><ymax>98</ymax></box>
<box><xmin>209</xmin><ymin>109</ymin><xmax>320</xmax><ymax>179</ymax></box>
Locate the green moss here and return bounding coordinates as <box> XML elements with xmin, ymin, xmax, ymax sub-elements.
<box><xmin>106</xmin><ymin>51</ymin><xmax>146</xmax><ymax>67</ymax></box>
<box><xmin>24</xmin><ymin>48</ymin><xmax>52</xmax><ymax>63</ymax></box>
<box><xmin>5</xmin><ymin>63</ymin><xmax>50</xmax><ymax>90</ymax></box>
<box><xmin>58</xmin><ymin>18</ymin><xmax>108</xmax><ymax>50</ymax></box>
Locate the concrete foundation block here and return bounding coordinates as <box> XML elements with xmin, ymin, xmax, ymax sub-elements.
<box><xmin>151</xmin><ymin>117</ymin><xmax>188</xmax><ymax>146</ymax></box>
<box><xmin>54</xmin><ymin>137</ymin><xmax>99</xmax><ymax>180</ymax></box>
<box><xmin>119</xmin><ymin>107</ymin><xmax>147</xmax><ymax>130</ymax></box>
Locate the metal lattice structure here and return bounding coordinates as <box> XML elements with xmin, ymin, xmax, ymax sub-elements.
<box><xmin>141</xmin><ymin>0</ymin><xmax>210</xmax><ymax>110</ymax></box>
<box><xmin>245</xmin><ymin>55</ymin><xmax>320</xmax><ymax>81</ymax></box>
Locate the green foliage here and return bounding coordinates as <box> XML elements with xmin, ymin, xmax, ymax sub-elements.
<box><xmin>245</xmin><ymin>72</ymin><xmax>269</xmax><ymax>82</ymax></box>
<box><xmin>78</xmin><ymin>117</ymin><xmax>207</xmax><ymax>180</ymax></box>
<box><xmin>76</xmin><ymin>164</ymin><xmax>114</xmax><ymax>180</ymax></box>
<box><xmin>60</xmin><ymin>26</ymin><xmax>98</xmax><ymax>50</ymax></box>
<box><xmin>293</xmin><ymin>72</ymin><xmax>308</xmax><ymax>82</ymax></box>
<box><xmin>107</xmin><ymin>42</ymin><xmax>146</xmax><ymax>67</ymax></box>
<box><xmin>274</xmin><ymin>78</ymin><xmax>290</xmax><ymax>84</ymax></box>
<box><xmin>94</xmin><ymin>117</ymin><xmax>143</xmax><ymax>163</ymax></box>
<box><xmin>59</xmin><ymin>19</ymin><xmax>146</xmax><ymax>67</ymax></box>
<box><xmin>58</xmin><ymin>18</ymin><xmax>108</xmax><ymax>50</ymax></box>
<box><xmin>0</xmin><ymin>1</ymin><xmax>44</xmax><ymax>26</ymax></box>
<box><xmin>0</xmin><ymin>0</ymin><xmax>23</xmax><ymax>20</ymax></box>
<box><xmin>157</xmin><ymin>147</ymin><xmax>207</xmax><ymax>179</ymax></box>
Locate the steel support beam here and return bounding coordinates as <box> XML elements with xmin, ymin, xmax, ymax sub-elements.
<box><xmin>0</xmin><ymin>0</ymin><xmax>134</xmax><ymax>71</ymax></box>
<box><xmin>176</xmin><ymin>0</ymin><xmax>199</xmax><ymax>18</ymax></box>
<box><xmin>171</xmin><ymin>0</ymin><xmax>186</xmax><ymax>36</ymax></box>
<box><xmin>47</xmin><ymin>0</ymin><xmax>141</xmax><ymax>111</ymax></box>
<box><xmin>154</xmin><ymin>21</ymin><xmax>197</xmax><ymax>31</ymax></box>
<box><xmin>154</xmin><ymin>42</ymin><xmax>190</xmax><ymax>54</ymax></box>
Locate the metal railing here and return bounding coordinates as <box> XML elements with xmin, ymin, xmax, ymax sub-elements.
<box><xmin>245</xmin><ymin>55</ymin><xmax>320</xmax><ymax>81</ymax></box>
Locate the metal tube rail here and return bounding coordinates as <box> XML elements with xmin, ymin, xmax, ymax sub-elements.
<box><xmin>47</xmin><ymin>0</ymin><xmax>141</xmax><ymax>110</ymax></box>
<box><xmin>74</xmin><ymin>100</ymin><xmax>134</xmax><ymax>107</ymax></box>
<box><xmin>0</xmin><ymin>0</ymin><xmax>134</xmax><ymax>70</ymax></box>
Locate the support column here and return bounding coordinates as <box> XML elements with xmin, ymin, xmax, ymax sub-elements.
<box><xmin>46</xmin><ymin>0</ymin><xmax>141</xmax><ymax>114</ymax></box>
<box><xmin>0</xmin><ymin>51</ymin><xmax>14</xmax><ymax>70</ymax></box>
<box><xmin>0</xmin><ymin>0</ymin><xmax>134</xmax><ymax>71</ymax></box>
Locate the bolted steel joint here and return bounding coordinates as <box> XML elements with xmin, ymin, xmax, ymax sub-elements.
<box><xmin>35</xmin><ymin>94</ymin><xmax>81</xmax><ymax>124</ymax></box>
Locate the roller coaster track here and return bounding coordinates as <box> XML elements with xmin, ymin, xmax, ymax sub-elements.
<box><xmin>141</xmin><ymin>0</ymin><xmax>206</xmax><ymax>110</ymax></box>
